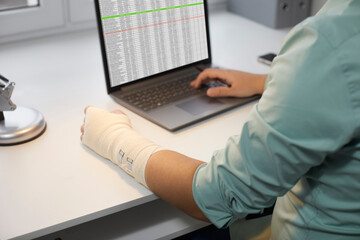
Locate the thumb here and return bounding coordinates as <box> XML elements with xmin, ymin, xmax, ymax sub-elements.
<box><xmin>207</xmin><ymin>87</ymin><xmax>232</xmax><ymax>97</ymax></box>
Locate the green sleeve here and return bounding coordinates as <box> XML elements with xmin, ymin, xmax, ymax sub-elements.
<box><xmin>193</xmin><ymin>24</ymin><xmax>356</xmax><ymax>228</ymax></box>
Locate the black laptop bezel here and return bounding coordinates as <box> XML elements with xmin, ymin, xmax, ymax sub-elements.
<box><xmin>93</xmin><ymin>0</ymin><xmax>213</xmax><ymax>94</ymax></box>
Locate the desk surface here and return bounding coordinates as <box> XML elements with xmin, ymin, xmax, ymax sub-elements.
<box><xmin>0</xmin><ymin>9</ymin><xmax>289</xmax><ymax>240</ymax></box>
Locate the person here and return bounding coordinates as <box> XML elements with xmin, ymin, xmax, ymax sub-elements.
<box><xmin>80</xmin><ymin>1</ymin><xmax>360</xmax><ymax>239</ymax></box>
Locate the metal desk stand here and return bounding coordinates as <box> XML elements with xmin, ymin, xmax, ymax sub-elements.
<box><xmin>0</xmin><ymin>74</ymin><xmax>46</xmax><ymax>146</ymax></box>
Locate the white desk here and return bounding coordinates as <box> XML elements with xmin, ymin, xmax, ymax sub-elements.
<box><xmin>0</xmin><ymin>9</ymin><xmax>289</xmax><ymax>240</ymax></box>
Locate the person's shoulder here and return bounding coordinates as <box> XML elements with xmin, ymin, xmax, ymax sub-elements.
<box><xmin>298</xmin><ymin>1</ymin><xmax>360</xmax><ymax>48</ymax></box>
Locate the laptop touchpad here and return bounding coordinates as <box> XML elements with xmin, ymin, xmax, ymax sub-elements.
<box><xmin>177</xmin><ymin>96</ymin><xmax>222</xmax><ymax>115</ymax></box>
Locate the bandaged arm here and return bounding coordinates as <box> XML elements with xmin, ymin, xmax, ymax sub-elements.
<box><xmin>82</xmin><ymin>107</ymin><xmax>163</xmax><ymax>187</ymax></box>
<box><xmin>81</xmin><ymin>107</ymin><xmax>208</xmax><ymax>221</ymax></box>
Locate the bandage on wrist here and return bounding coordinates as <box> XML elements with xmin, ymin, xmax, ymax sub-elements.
<box><xmin>82</xmin><ymin>107</ymin><xmax>163</xmax><ymax>187</ymax></box>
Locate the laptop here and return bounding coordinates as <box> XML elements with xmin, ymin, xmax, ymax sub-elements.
<box><xmin>94</xmin><ymin>0</ymin><xmax>259</xmax><ymax>131</ymax></box>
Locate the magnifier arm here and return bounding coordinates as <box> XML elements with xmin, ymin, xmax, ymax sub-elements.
<box><xmin>0</xmin><ymin>82</ymin><xmax>17</xmax><ymax>112</ymax></box>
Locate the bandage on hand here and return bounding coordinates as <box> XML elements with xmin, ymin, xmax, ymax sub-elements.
<box><xmin>82</xmin><ymin>107</ymin><xmax>163</xmax><ymax>187</ymax></box>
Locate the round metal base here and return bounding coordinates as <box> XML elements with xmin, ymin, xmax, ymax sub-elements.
<box><xmin>0</xmin><ymin>107</ymin><xmax>46</xmax><ymax>146</ymax></box>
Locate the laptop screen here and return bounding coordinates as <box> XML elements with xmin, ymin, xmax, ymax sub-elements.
<box><xmin>97</xmin><ymin>0</ymin><xmax>210</xmax><ymax>88</ymax></box>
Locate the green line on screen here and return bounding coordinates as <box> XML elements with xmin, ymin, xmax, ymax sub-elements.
<box><xmin>101</xmin><ymin>2</ymin><xmax>204</xmax><ymax>20</ymax></box>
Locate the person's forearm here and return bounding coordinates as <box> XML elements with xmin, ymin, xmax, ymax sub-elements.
<box><xmin>254</xmin><ymin>74</ymin><xmax>267</xmax><ymax>95</ymax></box>
<box><xmin>145</xmin><ymin>150</ymin><xmax>209</xmax><ymax>222</ymax></box>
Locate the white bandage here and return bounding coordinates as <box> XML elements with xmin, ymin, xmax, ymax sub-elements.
<box><xmin>82</xmin><ymin>107</ymin><xmax>163</xmax><ymax>187</ymax></box>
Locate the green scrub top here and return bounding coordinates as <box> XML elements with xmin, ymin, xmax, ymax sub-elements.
<box><xmin>193</xmin><ymin>1</ymin><xmax>360</xmax><ymax>239</ymax></box>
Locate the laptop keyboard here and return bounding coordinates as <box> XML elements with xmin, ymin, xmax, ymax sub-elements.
<box><xmin>123</xmin><ymin>73</ymin><xmax>202</xmax><ymax>112</ymax></box>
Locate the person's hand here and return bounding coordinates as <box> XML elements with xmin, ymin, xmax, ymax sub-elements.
<box><xmin>80</xmin><ymin>107</ymin><xmax>163</xmax><ymax>187</ymax></box>
<box><xmin>190</xmin><ymin>69</ymin><xmax>267</xmax><ymax>98</ymax></box>
<box><xmin>80</xmin><ymin>107</ymin><xmax>125</xmax><ymax>141</ymax></box>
